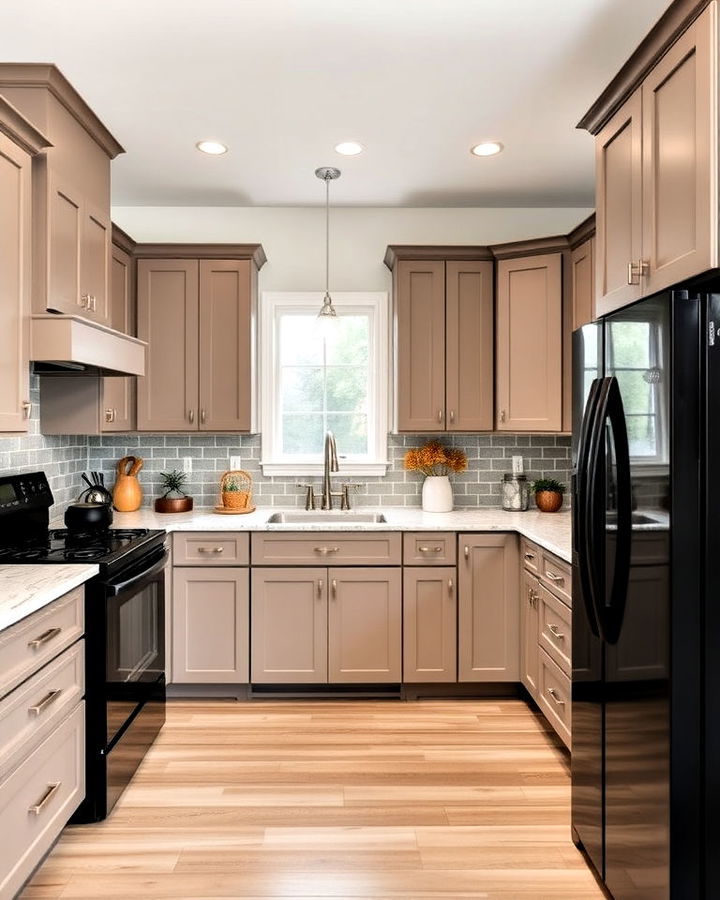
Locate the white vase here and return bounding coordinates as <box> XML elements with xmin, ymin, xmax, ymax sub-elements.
<box><xmin>422</xmin><ymin>475</ymin><xmax>453</xmax><ymax>513</ymax></box>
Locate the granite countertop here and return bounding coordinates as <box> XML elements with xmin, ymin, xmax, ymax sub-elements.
<box><xmin>0</xmin><ymin>564</ymin><xmax>98</xmax><ymax>633</ymax></box>
<box><xmin>109</xmin><ymin>506</ymin><xmax>572</xmax><ymax>563</ymax></box>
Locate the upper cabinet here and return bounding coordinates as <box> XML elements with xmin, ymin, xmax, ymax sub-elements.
<box><xmin>103</xmin><ymin>226</ymin><xmax>137</xmax><ymax>432</ymax></box>
<box><xmin>495</xmin><ymin>252</ymin><xmax>563</xmax><ymax>432</ymax></box>
<box><xmin>0</xmin><ymin>65</ymin><xmax>123</xmax><ymax>326</ymax></box>
<box><xmin>0</xmin><ymin>98</ymin><xmax>50</xmax><ymax>433</ymax></box>
<box><xmin>581</xmin><ymin>2</ymin><xmax>716</xmax><ymax>316</ymax></box>
<box><xmin>136</xmin><ymin>246</ymin><xmax>266</xmax><ymax>432</ymax></box>
<box><xmin>569</xmin><ymin>218</ymin><xmax>596</xmax><ymax>331</ymax></box>
<box><xmin>385</xmin><ymin>247</ymin><xmax>494</xmax><ymax>432</ymax></box>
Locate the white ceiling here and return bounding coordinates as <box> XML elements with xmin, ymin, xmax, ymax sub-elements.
<box><xmin>0</xmin><ymin>0</ymin><xmax>670</xmax><ymax>207</ymax></box>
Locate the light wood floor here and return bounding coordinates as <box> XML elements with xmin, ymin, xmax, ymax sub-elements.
<box><xmin>22</xmin><ymin>699</ymin><xmax>604</xmax><ymax>899</ymax></box>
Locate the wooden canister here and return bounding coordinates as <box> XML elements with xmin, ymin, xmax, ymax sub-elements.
<box><xmin>113</xmin><ymin>455</ymin><xmax>144</xmax><ymax>511</ymax></box>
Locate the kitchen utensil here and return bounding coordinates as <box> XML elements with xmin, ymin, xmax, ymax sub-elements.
<box><xmin>82</xmin><ymin>473</ymin><xmax>94</xmax><ymax>491</ymax></box>
<box><xmin>64</xmin><ymin>501</ymin><xmax>113</xmax><ymax>530</ymax></box>
<box><xmin>113</xmin><ymin>456</ymin><xmax>144</xmax><ymax>512</ymax></box>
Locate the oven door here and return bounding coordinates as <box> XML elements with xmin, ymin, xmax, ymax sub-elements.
<box><xmin>104</xmin><ymin>548</ymin><xmax>167</xmax><ymax>746</ymax></box>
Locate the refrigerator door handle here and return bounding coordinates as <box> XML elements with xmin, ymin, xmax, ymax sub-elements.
<box><xmin>576</xmin><ymin>378</ymin><xmax>603</xmax><ymax>638</ymax></box>
<box><xmin>586</xmin><ymin>378</ymin><xmax>612</xmax><ymax>640</ymax></box>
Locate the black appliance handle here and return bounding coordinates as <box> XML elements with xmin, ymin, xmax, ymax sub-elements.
<box><xmin>575</xmin><ymin>378</ymin><xmax>603</xmax><ymax>638</ymax></box>
<box><xmin>105</xmin><ymin>549</ymin><xmax>168</xmax><ymax>597</ymax></box>
<box><xmin>586</xmin><ymin>377</ymin><xmax>632</xmax><ymax>643</ymax></box>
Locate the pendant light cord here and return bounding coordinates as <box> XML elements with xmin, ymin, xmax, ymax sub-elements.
<box><xmin>325</xmin><ymin>174</ymin><xmax>330</xmax><ymax>297</ymax></box>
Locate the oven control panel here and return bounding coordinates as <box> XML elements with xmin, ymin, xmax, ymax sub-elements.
<box><xmin>0</xmin><ymin>472</ymin><xmax>52</xmax><ymax>513</ymax></box>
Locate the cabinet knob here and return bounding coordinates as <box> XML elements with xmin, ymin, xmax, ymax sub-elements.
<box><xmin>89</xmin><ymin>295</ymin><xmax>97</xmax><ymax>312</ymax></box>
<box><xmin>331</xmin><ymin>578</ymin><xmax>337</xmax><ymax>598</ymax></box>
<box><xmin>448</xmin><ymin>578</ymin><xmax>454</xmax><ymax>594</ymax></box>
<box><xmin>437</xmin><ymin>410</ymin><xmax>443</xmax><ymax>424</ymax></box>
<box><xmin>79</xmin><ymin>294</ymin><xmax>90</xmax><ymax>310</ymax></box>
<box><xmin>627</xmin><ymin>259</ymin><xmax>649</xmax><ymax>285</ymax></box>
<box><xmin>188</xmin><ymin>410</ymin><xmax>195</xmax><ymax>424</ymax></box>
<box><xmin>200</xmin><ymin>409</ymin><xmax>206</xmax><ymax>425</ymax></box>
<box><xmin>449</xmin><ymin>410</ymin><xmax>455</xmax><ymax>424</ymax></box>
<box><xmin>464</xmin><ymin>545</ymin><xmax>470</xmax><ymax>561</ymax></box>
<box><xmin>499</xmin><ymin>409</ymin><xmax>506</xmax><ymax>424</ymax></box>
<box><xmin>317</xmin><ymin>579</ymin><xmax>323</xmax><ymax>598</ymax></box>
<box><xmin>105</xmin><ymin>408</ymin><xmax>116</xmax><ymax>423</ymax></box>
<box><xmin>22</xmin><ymin>401</ymin><xmax>31</xmax><ymax>418</ymax></box>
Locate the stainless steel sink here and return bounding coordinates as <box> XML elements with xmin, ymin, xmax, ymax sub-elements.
<box><xmin>266</xmin><ymin>511</ymin><xmax>387</xmax><ymax>524</ymax></box>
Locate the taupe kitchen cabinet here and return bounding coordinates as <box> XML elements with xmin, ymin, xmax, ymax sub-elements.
<box><xmin>520</xmin><ymin>568</ymin><xmax>540</xmax><ymax>699</ymax></box>
<box><xmin>586</xmin><ymin>3</ymin><xmax>716</xmax><ymax>316</ymax></box>
<box><xmin>102</xmin><ymin>227</ymin><xmax>137</xmax><ymax>431</ymax></box>
<box><xmin>0</xmin><ymin>98</ymin><xmax>49</xmax><ymax>432</ymax></box>
<box><xmin>403</xmin><ymin>567</ymin><xmax>457</xmax><ymax>683</ymax></box>
<box><xmin>495</xmin><ymin>252</ymin><xmax>563</xmax><ymax>431</ymax></box>
<box><xmin>571</xmin><ymin>237</ymin><xmax>596</xmax><ymax>330</ymax></box>
<box><xmin>384</xmin><ymin>248</ymin><xmax>494</xmax><ymax>432</ymax></box>
<box><xmin>458</xmin><ymin>533</ymin><xmax>519</xmax><ymax>682</ymax></box>
<box><xmin>136</xmin><ymin>246</ymin><xmax>266</xmax><ymax>432</ymax></box>
<box><xmin>171</xmin><ymin>532</ymin><xmax>250</xmax><ymax>683</ymax></box>
<box><xmin>0</xmin><ymin>64</ymin><xmax>124</xmax><ymax>325</ymax></box>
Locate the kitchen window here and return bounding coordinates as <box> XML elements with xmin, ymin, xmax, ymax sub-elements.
<box><xmin>260</xmin><ymin>292</ymin><xmax>389</xmax><ymax>475</ymax></box>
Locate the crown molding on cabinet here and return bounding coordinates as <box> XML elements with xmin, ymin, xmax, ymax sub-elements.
<box><xmin>0</xmin><ymin>64</ymin><xmax>124</xmax><ymax>158</ymax></box>
<box><xmin>383</xmin><ymin>245</ymin><xmax>494</xmax><ymax>269</ymax></box>
<box><xmin>490</xmin><ymin>235</ymin><xmax>570</xmax><ymax>260</ymax></box>
<box><xmin>132</xmin><ymin>242</ymin><xmax>267</xmax><ymax>269</ymax></box>
<box><xmin>577</xmin><ymin>0</ymin><xmax>710</xmax><ymax>134</ymax></box>
<box><xmin>111</xmin><ymin>223</ymin><xmax>136</xmax><ymax>256</ymax></box>
<box><xmin>567</xmin><ymin>214</ymin><xmax>596</xmax><ymax>251</ymax></box>
<box><xmin>0</xmin><ymin>96</ymin><xmax>51</xmax><ymax>156</ymax></box>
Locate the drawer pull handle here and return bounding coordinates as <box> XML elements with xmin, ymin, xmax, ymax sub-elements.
<box><xmin>28</xmin><ymin>627</ymin><xmax>62</xmax><ymax>650</ymax></box>
<box><xmin>198</xmin><ymin>547</ymin><xmax>224</xmax><ymax>553</ymax></box>
<box><xmin>29</xmin><ymin>689</ymin><xmax>62</xmax><ymax>716</ymax></box>
<box><xmin>418</xmin><ymin>546</ymin><xmax>443</xmax><ymax>553</ymax></box>
<box><xmin>524</xmin><ymin>552</ymin><xmax>535</xmax><ymax>561</ymax></box>
<box><xmin>331</xmin><ymin>578</ymin><xmax>337</xmax><ymax>598</ymax></box>
<box><xmin>314</xmin><ymin>546</ymin><xmax>340</xmax><ymax>554</ymax></box>
<box><xmin>548</xmin><ymin>624</ymin><xmax>565</xmax><ymax>640</ymax></box>
<box><xmin>547</xmin><ymin>687</ymin><xmax>565</xmax><ymax>706</ymax></box>
<box><xmin>545</xmin><ymin>571</ymin><xmax>564</xmax><ymax>584</ymax></box>
<box><xmin>28</xmin><ymin>782</ymin><xmax>61</xmax><ymax>816</ymax></box>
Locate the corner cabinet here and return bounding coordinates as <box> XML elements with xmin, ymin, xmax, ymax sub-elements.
<box><xmin>136</xmin><ymin>246</ymin><xmax>265</xmax><ymax>432</ymax></box>
<box><xmin>385</xmin><ymin>248</ymin><xmax>494</xmax><ymax>432</ymax></box>
<box><xmin>589</xmin><ymin>3</ymin><xmax>716</xmax><ymax>316</ymax></box>
<box><xmin>0</xmin><ymin>99</ymin><xmax>49</xmax><ymax>432</ymax></box>
<box><xmin>495</xmin><ymin>253</ymin><xmax>563</xmax><ymax>431</ymax></box>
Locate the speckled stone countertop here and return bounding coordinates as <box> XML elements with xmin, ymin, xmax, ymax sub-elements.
<box><xmin>108</xmin><ymin>507</ymin><xmax>572</xmax><ymax>563</ymax></box>
<box><xmin>0</xmin><ymin>564</ymin><xmax>98</xmax><ymax>632</ymax></box>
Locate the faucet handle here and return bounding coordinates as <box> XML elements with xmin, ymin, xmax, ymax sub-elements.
<box><xmin>296</xmin><ymin>483</ymin><xmax>317</xmax><ymax>510</ymax></box>
<box><xmin>339</xmin><ymin>482</ymin><xmax>362</xmax><ymax>511</ymax></box>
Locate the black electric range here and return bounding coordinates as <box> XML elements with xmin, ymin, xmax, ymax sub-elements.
<box><xmin>0</xmin><ymin>471</ymin><xmax>168</xmax><ymax>822</ymax></box>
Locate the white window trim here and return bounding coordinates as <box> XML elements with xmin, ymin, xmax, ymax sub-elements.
<box><xmin>260</xmin><ymin>291</ymin><xmax>389</xmax><ymax>476</ymax></box>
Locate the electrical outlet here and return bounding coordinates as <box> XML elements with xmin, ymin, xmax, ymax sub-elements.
<box><xmin>511</xmin><ymin>455</ymin><xmax>524</xmax><ymax>475</ymax></box>
<box><xmin>182</xmin><ymin>457</ymin><xmax>192</xmax><ymax>473</ymax></box>
<box><xmin>230</xmin><ymin>456</ymin><xmax>242</xmax><ymax>470</ymax></box>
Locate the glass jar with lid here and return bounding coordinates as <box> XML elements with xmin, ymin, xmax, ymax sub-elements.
<box><xmin>501</xmin><ymin>473</ymin><xmax>528</xmax><ymax>511</ymax></box>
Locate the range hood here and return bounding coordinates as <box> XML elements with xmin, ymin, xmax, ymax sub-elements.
<box><xmin>31</xmin><ymin>315</ymin><xmax>146</xmax><ymax>376</ymax></box>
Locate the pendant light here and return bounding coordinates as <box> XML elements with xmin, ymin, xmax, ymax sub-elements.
<box><xmin>315</xmin><ymin>166</ymin><xmax>341</xmax><ymax>325</ymax></box>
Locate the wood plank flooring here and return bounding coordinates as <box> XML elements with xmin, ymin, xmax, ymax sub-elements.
<box><xmin>22</xmin><ymin>699</ymin><xmax>604</xmax><ymax>899</ymax></box>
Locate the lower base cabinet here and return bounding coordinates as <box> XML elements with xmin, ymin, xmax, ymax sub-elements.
<box><xmin>251</xmin><ymin>567</ymin><xmax>402</xmax><ymax>684</ymax></box>
<box><xmin>520</xmin><ymin>569</ymin><xmax>540</xmax><ymax>698</ymax></box>
<box><xmin>172</xmin><ymin>567</ymin><xmax>249</xmax><ymax>683</ymax></box>
<box><xmin>403</xmin><ymin>567</ymin><xmax>457</xmax><ymax>682</ymax></box>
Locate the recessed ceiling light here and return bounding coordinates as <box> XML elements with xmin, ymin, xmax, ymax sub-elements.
<box><xmin>196</xmin><ymin>140</ymin><xmax>228</xmax><ymax>155</ymax></box>
<box><xmin>470</xmin><ymin>141</ymin><xmax>504</xmax><ymax>157</ymax></box>
<box><xmin>334</xmin><ymin>141</ymin><xmax>365</xmax><ymax>156</ymax></box>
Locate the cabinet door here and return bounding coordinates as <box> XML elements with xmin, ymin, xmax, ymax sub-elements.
<box><xmin>495</xmin><ymin>253</ymin><xmax>562</xmax><ymax>431</ymax></box>
<box><xmin>641</xmin><ymin>3</ymin><xmax>716</xmax><ymax>296</ymax></box>
<box><xmin>136</xmin><ymin>259</ymin><xmax>199</xmax><ymax>431</ymax></box>
<box><xmin>328</xmin><ymin>567</ymin><xmax>401</xmax><ymax>683</ymax></box>
<box><xmin>45</xmin><ymin>170</ymin><xmax>82</xmax><ymax>315</ymax></box>
<box><xmin>571</xmin><ymin>237</ymin><xmax>595</xmax><ymax>330</ymax></box>
<box><xmin>198</xmin><ymin>259</ymin><xmax>254</xmax><ymax>431</ymax></box>
<box><xmin>251</xmin><ymin>568</ymin><xmax>327</xmax><ymax>683</ymax></box>
<box><xmin>395</xmin><ymin>260</ymin><xmax>446</xmax><ymax>431</ymax></box>
<box><xmin>458</xmin><ymin>534</ymin><xmax>519</xmax><ymax>681</ymax></box>
<box><xmin>80</xmin><ymin>201</ymin><xmax>111</xmax><ymax>324</ymax></box>
<box><xmin>103</xmin><ymin>244</ymin><xmax>136</xmax><ymax>431</ymax></box>
<box><xmin>520</xmin><ymin>569</ymin><xmax>540</xmax><ymax>699</ymax></box>
<box><xmin>403</xmin><ymin>566</ymin><xmax>456</xmax><ymax>683</ymax></box>
<box><xmin>595</xmin><ymin>89</ymin><xmax>643</xmax><ymax>316</ymax></box>
<box><xmin>445</xmin><ymin>260</ymin><xmax>494</xmax><ymax>431</ymax></box>
<box><xmin>0</xmin><ymin>133</ymin><xmax>31</xmax><ymax>432</ymax></box>
<box><xmin>172</xmin><ymin>567</ymin><xmax>249</xmax><ymax>683</ymax></box>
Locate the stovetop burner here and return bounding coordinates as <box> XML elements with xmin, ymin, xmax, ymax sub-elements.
<box><xmin>0</xmin><ymin>525</ymin><xmax>162</xmax><ymax>568</ymax></box>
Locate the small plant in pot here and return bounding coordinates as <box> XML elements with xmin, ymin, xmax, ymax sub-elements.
<box><xmin>530</xmin><ymin>478</ymin><xmax>566</xmax><ymax>513</ymax></box>
<box><xmin>154</xmin><ymin>469</ymin><xmax>193</xmax><ymax>514</ymax></box>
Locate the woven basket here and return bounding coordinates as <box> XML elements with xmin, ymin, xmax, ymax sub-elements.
<box><xmin>220</xmin><ymin>470</ymin><xmax>252</xmax><ymax>510</ymax></box>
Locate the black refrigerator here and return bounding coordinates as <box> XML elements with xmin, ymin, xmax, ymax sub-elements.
<box><xmin>571</xmin><ymin>288</ymin><xmax>720</xmax><ymax>899</ymax></box>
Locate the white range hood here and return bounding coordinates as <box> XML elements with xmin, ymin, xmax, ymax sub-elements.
<box><xmin>31</xmin><ymin>315</ymin><xmax>146</xmax><ymax>376</ymax></box>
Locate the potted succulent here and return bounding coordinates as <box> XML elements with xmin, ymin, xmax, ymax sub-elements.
<box><xmin>403</xmin><ymin>440</ymin><xmax>467</xmax><ymax>512</ymax></box>
<box><xmin>154</xmin><ymin>469</ymin><xmax>193</xmax><ymax>513</ymax></box>
<box><xmin>530</xmin><ymin>478</ymin><xmax>566</xmax><ymax>513</ymax></box>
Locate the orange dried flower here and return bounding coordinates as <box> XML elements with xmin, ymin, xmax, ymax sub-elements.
<box><xmin>446</xmin><ymin>447</ymin><xmax>468</xmax><ymax>474</ymax></box>
<box><xmin>403</xmin><ymin>440</ymin><xmax>467</xmax><ymax>477</ymax></box>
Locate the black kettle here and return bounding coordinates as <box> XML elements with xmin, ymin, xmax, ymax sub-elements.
<box><xmin>64</xmin><ymin>502</ymin><xmax>113</xmax><ymax>531</ymax></box>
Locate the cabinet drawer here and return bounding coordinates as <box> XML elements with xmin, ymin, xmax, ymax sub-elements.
<box><xmin>0</xmin><ymin>640</ymin><xmax>84</xmax><ymax>781</ymax></box>
<box><xmin>520</xmin><ymin>538</ymin><xmax>540</xmax><ymax>574</ymax></box>
<box><xmin>0</xmin><ymin>588</ymin><xmax>84</xmax><ymax>700</ymax></box>
<box><xmin>539</xmin><ymin>551</ymin><xmax>571</xmax><ymax>606</ymax></box>
<box><xmin>537</xmin><ymin>649</ymin><xmax>571</xmax><ymax>749</ymax></box>
<box><xmin>0</xmin><ymin>702</ymin><xmax>85</xmax><ymax>900</ymax></box>
<box><xmin>403</xmin><ymin>533</ymin><xmax>456</xmax><ymax>566</ymax></box>
<box><xmin>173</xmin><ymin>532</ymin><xmax>249</xmax><ymax>566</ymax></box>
<box><xmin>251</xmin><ymin>532</ymin><xmax>402</xmax><ymax>566</ymax></box>
<box><xmin>538</xmin><ymin>585</ymin><xmax>571</xmax><ymax>675</ymax></box>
